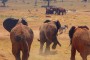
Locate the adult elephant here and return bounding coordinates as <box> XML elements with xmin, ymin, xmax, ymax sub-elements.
<box><xmin>49</xmin><ymin>6</ymin><xmax>66</xmax><ymax>15</ymax></box>
<box><xmin>69</xmin><ymin>26</ymin><xmax>90</xmax><ymax>60</ymax></box>
<box><xmin>57</xmin><ymin>7</ymin><xmax>66</xmax><ymax>15</ymax></box>
<box><xmin>46</xmin><ymin>7</ymin><xmax>54</xmax><ymax>14</ymax></box>
<box><xmin>3</xmin><ymin>18</ymin><xmax>34</xmax><ymax>60</ymax></box>
<box><xmin>39</xmin><ymin>20</ymin><xmax>61</xmax><ymax>54</ymax></box>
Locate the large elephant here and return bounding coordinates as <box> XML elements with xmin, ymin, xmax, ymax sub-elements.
<box><xmin>39</xmin><ymin>20</ymin><xmax>61</xmax><ymax>54</ymax></box>
<box><xmin>69</xmin><ymin>26</ymin><xmax>90</xmax><ymax>60</ymax></box>
<box><xmin>3</xmin><ymin>18</ymin><xmax>34</xmax><ymax>60</ymax></box>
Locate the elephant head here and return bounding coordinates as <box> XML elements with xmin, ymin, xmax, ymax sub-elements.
<box><xmin>3</xmin><ymin>18</ymin><xmax>28</xmax><ymax>32</ymax></box>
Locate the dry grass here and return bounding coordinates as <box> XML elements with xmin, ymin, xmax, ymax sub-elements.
<box><xmin>0</xmin><ymin>1</ymin><xmax>90</xmax><ymax>60</ymax></box>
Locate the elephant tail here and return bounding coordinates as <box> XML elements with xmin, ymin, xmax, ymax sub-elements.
<box><xmin>57</xmin><ymin>40</ymin><xmax>61</xmax><ymax>46</ymax></box>
<box><xmin>15</xmin><ymin>35</ymin><xmax>29</xmax><ymax>53</ymax></box>
<box><xmin>15</xmin><ymin>35</ymin><xmax>23</xmax><ymax>42</ymax></box>
<box><xmin>69</xmin><ymin>26</ymin><xmax>76</xmax><ymax>45</ymax></box>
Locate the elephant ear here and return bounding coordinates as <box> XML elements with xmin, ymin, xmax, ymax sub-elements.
<box><xmin>44</xmin><ymin>20</ymin><xmax>51</xmax><ymax>23</ymax></box>
<box><xmin>69</xmin><ymin>26</ymin><xmax>76</xmax><ymax>45</ymax></box>
<box><xmin>3</xmin><ymin>18</ymin><xmax>19</xmax><ymax>32</ymax></box>
<box><xmin>55</xmin><ymin>20</ymin><xmax>61</xmax><ymax>30</ymax></box>
<box><xmin>21</xmin><ymin>18</ymin><xmax>28</xmax><ymax>26</ymax></box>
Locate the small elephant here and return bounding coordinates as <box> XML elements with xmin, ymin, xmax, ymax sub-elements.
<box><xmin>69</xmin><ymin>26</ymin><xmax>90</xmax><ymax>60</ymax></box>
<box><xmin>3</xmin><ymin>18</ymin><xmax>34</xmax><ymax>60</ymax></box>
<box><xmin>39</xmin><ymin>20</ymin><xmax>61</xmax><ymax>54</ymax></box>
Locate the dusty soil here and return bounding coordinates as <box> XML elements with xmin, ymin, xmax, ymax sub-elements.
<box><xmin>0</xmin><ymin>1</ymin><xmax>90</xmax><ymax>60</ymax></box>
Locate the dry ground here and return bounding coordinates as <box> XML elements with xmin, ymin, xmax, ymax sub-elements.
<box><xmin>0</xmin><ymin>1</ymin><xmax>90</xmax><ymax>60</ymax></box>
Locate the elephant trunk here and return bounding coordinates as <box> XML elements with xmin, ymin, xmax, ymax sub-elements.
<box><xmin>52</xmin><ymin>40</ymin><xmax>61</xmax><ymax>49</ymax></box>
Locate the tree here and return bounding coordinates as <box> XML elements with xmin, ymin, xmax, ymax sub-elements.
<box><xmin>2</xmin><ymin>0</ymin><xmax>8</xmax><ymax>7</ymax></box>
<box><xmin>47</xmin><ymin>0</ymin><xmax>50</xmax><ymax>7</ymax></box>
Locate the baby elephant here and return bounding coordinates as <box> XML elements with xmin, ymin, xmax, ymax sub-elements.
<box><xmin>3</xmin><ymin>18</ymin><xmax>34</xmax><ymax>60</ymax></box>
<box><xmin>39</xmin><ymin>20</ymin><xmax>61</xmax><ymax>54</ymax></box>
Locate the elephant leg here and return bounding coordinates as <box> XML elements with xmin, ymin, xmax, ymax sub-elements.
<box><xmin>22</xmin><ymin>49</ymin><xmax>29</xmax><ymax>60</ymax></box>
<box><xmin>58</xmin><ymin>11</ymin><xmax>60</xmax><ymax>15</ymax></box>
<box><xmin>80</xmin><ymin>53</ymin><xmax>87</xmax><ymax>60</ymax></box>
<box><xmin>45</xmin><ymin>41</ymin><xmax>51</xmax><ymax>54</ymax></box>
<box><xmin>70</xmin><ymin>46</ymin><xmax>76</xmax><ymax>60</ymax></box>
<box><xmin>62</xmin><ymin>12</ymin><xmax>64</xmax><ymax>15</ymax></box>
<box><xmin>52</xmin><ymin>37</ymin><xmax>58</xmax><ymax>49</ymax></box>
<box><xmin>12</xmin><ymin>45</ymin><xmax>21</xmax><ymax>60</ymax></box>
<box><xmin>52</xmin><ymin>42</ymin><xmax>57</xmax><ymax>49</ymax></box>
<box><xmin>39</xmin><ymin>42</ymin><xmax>44</xmax><ymax>54</ymax></box>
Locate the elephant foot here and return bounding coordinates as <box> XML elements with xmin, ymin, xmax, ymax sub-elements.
<box><xmin>45</xmin><ymin>49</ymin><xmax>50</xmax><ymax>55</ymax></box>
<box><xmin>52</xmin><ymin>44</ymin><xmax>56</xmax><ymax>49</ymax></box>
<box><xmin>39</xmin><ymin>51</ymin><xmax>43</xmax><ymax>55</ymax></box>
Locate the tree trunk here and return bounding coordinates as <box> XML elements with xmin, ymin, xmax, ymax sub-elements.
<box><xmin>47</xmin><ymin>0</ymin><xmax>50</xmax><ymax>7</ymax></box>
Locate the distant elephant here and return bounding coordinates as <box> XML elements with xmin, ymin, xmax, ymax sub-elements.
<box><xmin>39</xmin><ymin>20</ymin><xmax>61</xmax><ymax>54</ymax></box>
<box><xmin>3</xmin><ymin>18</ymin><xmax>34</xmax><ymax>60</ymax></box>
<box><xmin>69</xmin><ymin>26</ymin><xmax>90</xmax><ymax>60</ymax></box>
<box><xmin>49</xmin><ymin>6</ymin><xmax>66</xmax><ymax>15</ymax></box>
<box><xmin>49</xmin><ymin>6</ymin><xmax>58</xmax><ymax>14</ymax></box>
<box><xmin>46</xmin><ymin>7</ymin><xmax>54</xmax><ymax>14</ymax></box>
<box><xmin>57</xmin><ymin>7</ymin><xmax>66</xmax><ymax>15</ymax></box>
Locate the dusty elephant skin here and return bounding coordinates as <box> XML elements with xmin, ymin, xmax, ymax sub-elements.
<box><xmin>39</xmin><ymin>20</ymin><xmax>61</xmax><ymax>54</ymax></box>
<box><xmin>3</xmin><ymin>18</ymin><xmax>34</xmax><ymax>60</ymax></box>
<box><xmin>69</xmin><ymin>26</ymin><xmax>90</xmax><ymax>60</ymax></box>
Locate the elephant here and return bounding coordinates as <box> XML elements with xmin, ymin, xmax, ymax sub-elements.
<box><xmin>3</xmin><ymin>18</ymin><xmax>34</xmax><ymax>60</ymax></box>
<box><xmin>69</xmin><ymin>26</ymin><xmax>90</xmax><ymax>60</ymax></box>
<box><xmin>39</xmin><ymin>20</ymin><xmax>61</xmax><ymax>54</ymax></box>
<box><xmin>57</xmin><ymin>7</ymin><xmax>66</xmax><ymax>15</ymax></box>
<box><xmin>46</xmin><ymin>6</ymin><xmax>66</xmax><ymax>15</ymax></box>
<box><xmin>46</xmin><ymin>7</ymin><xmax>54</xmax><ymax>14</ymax></box>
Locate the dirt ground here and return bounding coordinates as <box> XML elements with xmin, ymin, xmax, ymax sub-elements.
<box><xmin>0</xmin><ymin>1</ymin><xmax>90</xmax><ymax>60</ymax></box>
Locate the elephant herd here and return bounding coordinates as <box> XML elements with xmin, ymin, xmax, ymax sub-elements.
<box><xmin>3</xmin><ymin>18</ymin><xmax>90</xmax><ymax>60</ymax></box>
<box><xmin>46</xmin><ymin>6</ymin><xmax>66</xmax><ymax>15</ymax></box>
